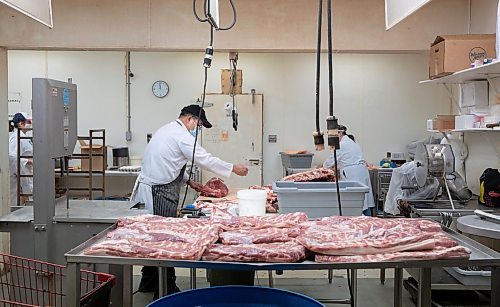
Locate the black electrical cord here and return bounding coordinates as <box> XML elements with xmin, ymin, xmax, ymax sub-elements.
<box><xmin>181</xmin><ymin>26</ymin><xmax>212</xmax><ymax>209</ymax></box>
<box><xmin>230</xmin><ymin>55</ymin><xmax>238</xmax><ymax>131</ymax></box>
<box><xmin>327</xmin><ymin>0</ymin><xmax>333</xmax><ymax>116</ymax></box>
<box><xmin>193</xmin><ymin>0</ymin><xmax>237</xmax><ymax>31</ymax></box>
<box><xmin>314</xmin><ymin>0</ymin><xmax>322</xmax><ymax>133</ymax></box>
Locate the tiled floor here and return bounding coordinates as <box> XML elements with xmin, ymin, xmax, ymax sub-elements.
<box><xmin>132</xmin><ymin>268</ymin><xmax>415</xmax><ymax>306</ymax></box>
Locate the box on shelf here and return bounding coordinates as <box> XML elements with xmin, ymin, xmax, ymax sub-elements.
<box><xmin>80</xmin><ymin>141</ymin><xmax>107</xmax><ymax>172</ymax></box>
<box><xmin>279</xmin><ymin>152</ymin><xmax>314</xmax><ymax>169</ymax></box>
<box><xmin>272</xmin><ymin>181</ymin><xmax>369</xmax><ymax>218</ymax></box>
<box><xmin>455</xmin><ymin>115</ymin><xmax>477</xmax><ymax>129</ymax></box>
<box><xmin>429</xmin><ymin>34</ymin><xmax>496</xmax><ymax>79</ymax></box>
<box><xmin>433</xmin><ymin>115</ymin><xmax>456</xmax><ymax>131</ymax></box>
<box><xmin>459</xmin><ymin>81</ymin><xmax>488</xmax><ymax>108</ymax></box>
<box><xmin>221</xmin><ymin>69</ymin><xmax>242</xmax><ymax>95</ymax></box>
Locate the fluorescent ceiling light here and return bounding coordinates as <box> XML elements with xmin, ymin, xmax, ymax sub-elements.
<box><xmin>0</xmin><ymin>0</ymin><xmax>53</xmax><ymax>28</ymax></box>
<box><xmin>385</xmin><ymin>0</ymin><xmax>432</xmax><ymax>30</ymax></box>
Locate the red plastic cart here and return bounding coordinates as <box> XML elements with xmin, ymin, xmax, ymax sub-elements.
<box><xmin>0</xmin><ymin>253</ymin><xmax>115</xmax><ymax>307</ymax></box>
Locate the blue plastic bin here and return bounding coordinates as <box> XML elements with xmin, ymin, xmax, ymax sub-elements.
<box><xmin>147</xmin><ymin>286</ymin><xmax>324</xmax><ymax>307</ymax></box>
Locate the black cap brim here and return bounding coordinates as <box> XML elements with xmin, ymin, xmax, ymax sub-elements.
<box><xmin>201</xmin><ymin>116</ymin><xmax>212</xmax><ymax>128</ymax></box>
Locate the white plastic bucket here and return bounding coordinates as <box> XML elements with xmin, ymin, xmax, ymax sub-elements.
<box><xmin>237</xmin><ymin>189</ymin><xmax>267</xmax><ymax>216</ymax></box>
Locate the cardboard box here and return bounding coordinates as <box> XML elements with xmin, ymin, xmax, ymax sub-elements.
<box><xmin>434</xmin><ymin>115</ymin><xmax>456</xmax><ymax>131</ymax></box>
<box><xmin>429</xmin><ymin>34</ymin><xmax>496</xmax><ymax>79</ymax></box>
<box><xmin>80</xmin><ymin>142</ymin><xmax>107</xmax><ymax>172</ymax></box>
<box><xmin>221</xmin><ymin>69</ymin><xmax>242</xmax><ymax>94</ymax></box>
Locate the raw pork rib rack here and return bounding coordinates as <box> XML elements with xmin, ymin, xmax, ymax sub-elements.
<box><xmin>282</xmin><ymin>168</ymin><xmax>336</xmax><ymax>182</ymax></box>
<box><xmin>200</xmin><ymin>177</ymin><xmax>229</xmax><ymax>198</ymax></box>
<box><xmin>84</xmin><ymin>213</ymin><xmax>470</xmax><ymax>264</ymax></box>
<box><xmin>296</xmin><ymin>216</ymin><xmax>471</xmax><ymax>262</ymax></box>
<box><xmin>85</xmin><ymin>215</ymin><xmax>220</xmax><ymax>260</ymax></box>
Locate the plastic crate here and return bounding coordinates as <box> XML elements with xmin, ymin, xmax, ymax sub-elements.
<box><xmin>273</xmin><ymin>181</ymin><xmax>369</xmax><ymax>218</ymax></box>
<box><xmin>279</xmin><ymin>152</ymin><xmax>314</xmax><ymax>169</ymax></box>
<box><xmin>148</xmin><ymin>285</ymin><xmax>323</xmax><ymax>306</ymax></box>
<box><xmin>0</xmin><ymin>253</ymin><xmax>115</xmax><ymax>307</ymax></box>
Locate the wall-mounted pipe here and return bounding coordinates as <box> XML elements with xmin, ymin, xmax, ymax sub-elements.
<box><xmin>125</xmin><ymin>51</ymin><xmax>132</xmax><ymax>141</ymax></box>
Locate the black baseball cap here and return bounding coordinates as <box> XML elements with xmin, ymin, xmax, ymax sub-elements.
<box><xmin>181</xmin><ymin>105</ymin><xmax>212</xmax><ymax>128</ymax></box>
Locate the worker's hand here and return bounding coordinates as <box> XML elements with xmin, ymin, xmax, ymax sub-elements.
<box><xmin>232</xmin><ymin>164</ymin><xmax>249</xmax><ymax>176</ymax></box>
<box><xmin>188</xmin><ymin>180</ymin><xmax>204</xmax><ymax>192</ymax></box>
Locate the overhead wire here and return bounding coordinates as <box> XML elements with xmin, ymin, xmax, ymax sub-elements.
<box><xmin>314</xmin><ymin>0</ymin><xmax>323</xmax><ymax>134</ymax></box>
<box><xmin>182</xmin><ymin>0</ymin><xmax>237</xmax><ymax>208</ymax></box>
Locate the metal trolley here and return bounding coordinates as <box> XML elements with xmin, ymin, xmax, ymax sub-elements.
<box><xmin>0</xmin><ymin>253</ymin><xmax>115</xmax><ymax>307</ymax></box>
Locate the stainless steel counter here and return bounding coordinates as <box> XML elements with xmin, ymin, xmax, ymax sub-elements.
<box><xmin>64</xmin><ymin>224</ymin><xmax>500</xmax><ymax>307</ymax></box>
<box><xmin>0</xmin><ymin>199</ymin><xmax>147</xmax><ymax>224</ymax></box>
<box><xmin>457</xmin><ymin>215</ymin><xmax>500</xmax><ymax>240</ymax></box>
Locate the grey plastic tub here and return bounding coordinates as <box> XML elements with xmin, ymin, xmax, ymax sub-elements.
<box><xmin>273</xmin><ymin>181</ymin><xmax>369</xmax><ymax>218</ymax></box>
<box><xmin>279</xmin><ymin>152</ymin><xmax>314</xmax><ymax>169</ymax></box>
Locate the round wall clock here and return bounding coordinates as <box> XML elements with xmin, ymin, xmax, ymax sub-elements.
<box><xmin>152</xmin><ymin>80</ymin><xmax>169</xmax><ymax>98</ymax></box>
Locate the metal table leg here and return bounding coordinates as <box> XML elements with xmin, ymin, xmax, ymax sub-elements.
<box><xmin>159</xmin><ymin>267</ymin><xmax>168</xmax><ymax>297</ymax></box>
<box><xmin>380</xmin><ymin>268</ymin><xmax>386</xmax><ymax>284</ymax></box>
<box><xmin>394</xmin><ymin>268</ymin><xmax>403</xmax><ymax>307</ymax></box>
<box><xmin>123</xmin><ymin>265</ymin><xmax>133</xmax><ymax>307</ymax></box>
<box><xmin>492</xmin><ymin>266</ymin><xmax>500</xmax><ymax>307</ymax></box>
<box><xmin>190</xmin><ymin>268</ymin><xmax>197</xmax><ymax>289</ymax></box>
<box><xmin>65</xmin><ymin>262</ymin><xmax>81</xmax><ymax>307</ymax></box>
<box><xmin>328</xmin><ymin>269</ymin><xmax>333</xmax><ymax>284</ymax></box>
<box><xmin>417</xmin><ymin>268</ymin><xmax>431</xmax><ymax>307</ymax></box>
<box><xmin>268</xmin><ymin>270</ymin><xmax>274</xmax><ymax>287</ymax></box>
<box><xmin>351</xmin><ymin>269</ymin><xmax>358</xmax><ymax>307</ymax></box>
<box><xmin>109</xmin><ymin>264</ymin><xmax>126</xmax><ymax>307</ymax></box>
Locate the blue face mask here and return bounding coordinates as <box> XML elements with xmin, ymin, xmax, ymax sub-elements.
<box><xmin>190</xmin><ymin>127</ymin><xmax>201</xmax><ymax>138</ymax></box>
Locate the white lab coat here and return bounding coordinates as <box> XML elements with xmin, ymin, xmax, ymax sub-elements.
<box><xmin>132</xmin><ymin>119</ymin><xmax>233</xmax><ymax>213</ymax></box>
<box><xmin>323</xmin><ymin>136</ymin><xmax>375</xmax><ymax>211</ymax></box>
<box><xmin>9</xmin><ymin>129</ymin><xmax>33</xmax><ymax>206</ymax></box>
<box><xmin>384</xmin><ymin>161</ymin><xmax>440</xmax><ymax>215</ymax></box>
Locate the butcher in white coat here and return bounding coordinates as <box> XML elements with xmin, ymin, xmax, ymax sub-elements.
<box><xmin>323</xmin><ymin>125</ymin><xmax>375</xmax><ymax>216</ymax></box>
<box><xmin>132</xmin><ymin>104</ymin><xmax>248</xmax><ymax>297</ymax></box>
<box><xmin>9</xmin><ymin>113</ymin><xmax>33</xmax><ymax>206</ymax></box>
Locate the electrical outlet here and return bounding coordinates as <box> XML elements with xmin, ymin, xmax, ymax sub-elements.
<box><xmin>268</xmin><ymin>135</ymin><xmax>277</xmax><ymax>143</ymax></box>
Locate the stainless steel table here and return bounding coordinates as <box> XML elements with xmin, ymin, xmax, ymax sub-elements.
<box><xmin>457</xmin><ymin>215</ymin><xmax>500</xmax><ymax>240</ymax></box>
<box><xmin>65</xmin><ymin>225</ymin><xmax>500</xmax><ymax>307</ymax></box>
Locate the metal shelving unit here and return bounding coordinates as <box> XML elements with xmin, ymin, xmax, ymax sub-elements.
<box><xmin>66</xmin><ymin>129</ymin><xmax>106</xmax><ymax>200</ymax></box>
<box><xmin>420</xmin><ymin>60</ymin><xmax>500</xmax><ymax>85</ymax></box>
<box><xmin>16</xmin><ymin>127</ymin><xmax>33</xmax><ymax>206</ymax></box>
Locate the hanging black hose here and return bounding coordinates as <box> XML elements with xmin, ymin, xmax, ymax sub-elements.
<box><xmin>313</xmin><ymin>0</ymin><xmax>325</xmax><ymax>151</ymax></box>
<box><xmin>327</xmin><ymin>0</ymin><xmax>333</xmax><ymax>116</ymax></box>
<box><xmin>315</xmin><ymin>0</ymin><xmax>322</xmax><ymax>133</ymax></box>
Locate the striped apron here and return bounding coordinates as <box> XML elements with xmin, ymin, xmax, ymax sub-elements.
<box><xmin>151</xmin><ymin>165</ymin><xmax>186</xmax><ymax>218</ymax></box>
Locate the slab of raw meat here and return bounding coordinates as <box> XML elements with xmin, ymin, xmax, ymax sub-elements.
<box><xmin>85</xmin><ymin>239</ymin><xmax>208</xmax><ymax>260</ymax></box>
<box><xmin>200</xmin><ymin>177</ymin><xmax>229</xmax><ymax>198</ymax></box>
<box><xmin>212</xmin><ymin>212</ymin><xmax>308</xmax><ymax>230</ymax></box>
<box><xmin>219</xmin><ymin>227</ymin><xmax>302</xmax><ymax>245</ymax></box>
<box><xmin>315</xmin><ymin>246</ymin><xmax>471</xmax><ymax>263</ymax></box>
<box><xmin>282</xmin><ymin>168</ymin><xmax>336</xmax><ymax>182</ymax></box>
<box><xmin>202</xmin><ymin>242</ymin><xmax>306</xmax><ymax>262</ymax></box>
<box><xmin>249</xmin><ymin>185</ymin><xmax>279</xmax><ymax>213</ymax></box>
<box><xmin>85</xmin><ymin>215</ymin><xmax>220</xmax><ymax>260</ymax></box>
<box><xmin>295</xmin><ymin>216</ymin><xmax>454</xmax><ymax>255</ymax></box>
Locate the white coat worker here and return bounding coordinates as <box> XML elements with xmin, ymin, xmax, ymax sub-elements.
<box><xmin>131</xmin><ymin>104</ymin><xmax>248</xmax><ymax>298</ymax></box>
<box><xmin>8</xmin><ymin>113</ymin><xmax>33</xmax><ymax>206</ymax></box>
<box><xmin>323</xmin><ymin>125</ymin><xmax>375</xmax><ymax>216</ymax></box>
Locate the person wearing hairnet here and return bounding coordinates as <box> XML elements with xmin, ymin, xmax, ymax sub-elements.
<box><xmin>131</xmin><ymin>104</ymin><xmax>248</xmax><ymax>298</ymax></box>
<box><xmin>323</xmin><ymin>125</ymin><xmax>375</xmax><ymax>216</ymax></box>
<box><xmin>9</xmin><ymin>113</ymin><xmax>33</xmax><ymax>206</ymax></box>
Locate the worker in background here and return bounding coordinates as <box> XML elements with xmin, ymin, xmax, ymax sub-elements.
<box><xmin>323</xmin><ymin>125</ymin><xmax>375</xmax><ymax>216</ymax></box>
<box><xmin>131</xmin><ymin>104</ymin><xmax>248</xmax><ymax>299</ymax></box>
<box><xmin>9</xmin><ymin>113</ymin><xmax>33</xmax><ymax>206</ymax></box>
